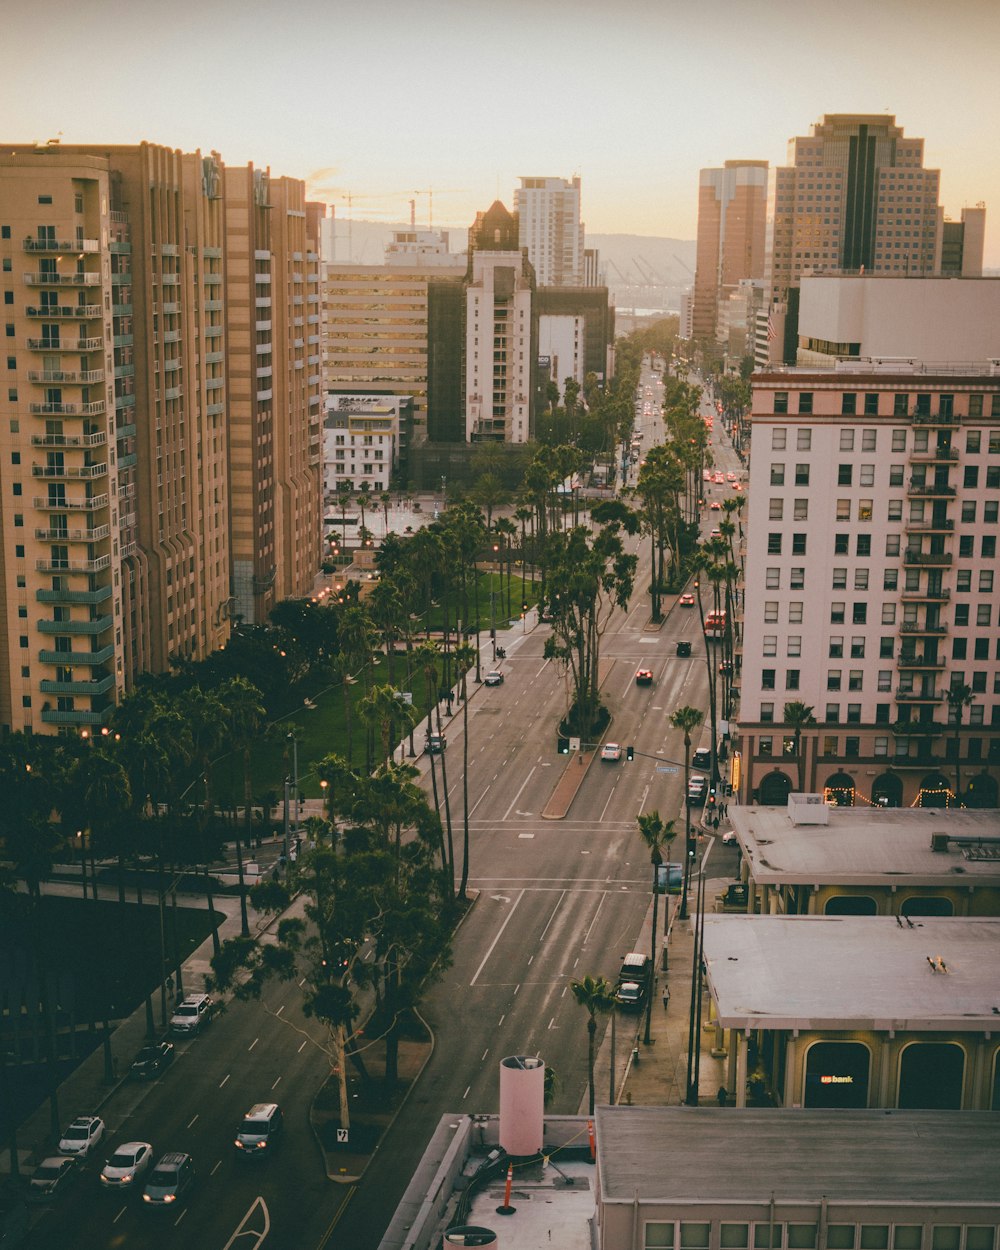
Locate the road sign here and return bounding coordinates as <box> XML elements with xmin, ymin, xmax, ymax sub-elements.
<box><xmin>569</xmin><ymin>737</ymin><xmax>581</xmax><ymax>752</ymax></box>
<box><xmin>336</xmin><ymin>1128</ymin><xmax>349</xmax><ymax>1143</ymax></box>
<box><xmin>656</xmin><ymin>766</ymin><xmax>679</xmax><ymax>774</ymax></box>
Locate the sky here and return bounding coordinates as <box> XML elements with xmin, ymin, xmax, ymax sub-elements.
<box><xmin>4</xmin><ymin>0</ymin><xmax>999</xmax><ymax>265</ymax></box>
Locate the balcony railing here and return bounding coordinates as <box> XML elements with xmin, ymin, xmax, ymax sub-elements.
<box><xmin>34</xmin><ymin>524</ymin><xmax>110</xmax><ymax>542</ymax></box>
<box><xmin>36</xmin><ymin>585</ymin><xmax>113</xmax><ymax>605</ymax></box>
<box><xmin>32</xmin><ymin>493</ymin><xmax>108</xmax><ymax>511</ymax></box>
<box><xmin>908</xmin><ymin>446</ymin><xmax>959</xmax><ymax>462</ymax></box>
<box><xmin>902</xmin><ymin>551</ymin><xmax>953</xmax><ymax>567</ymax></box>
<box><xmin>40</xmin><ymin>707</ymin><xmax>108</xmax><ymax>726</ymax></box>
<box><xmin>40</xmin><ymin>674</ymin><xmax>116</xmax><ymax>697</ymax></box>
<box><xmin>26</xmin><ymin>336</ymin><xmax>103</xmax><ymax>351</ymax></box>
<box><xmin>900</xmin><ymin>587</ymin><xmax>950</xmax><ymax>602</ymax></box>
<box><xmin>904</xmin><ymin>518</ymin><xmax>954</xmax><ymax>533</ymax></box>
<box><xmin>31</xmin><ymin>432</ymin><xmax>107</xmax><ymax>449</ymax></box>
<box><xmin>23</xmin><ymin>271</ymin><xmax>101</xmax><ymax>287</ymax></box>
<box><xmin>27</xmin><ymin>368</ymin><xmax>105</xmax><ymax>384</ymax></box>
<box><xmin>23</xmin><ymin>237</ymin><xmax>99</xmax><ymax>253</ymax></box>
<box><xmin>896</xmin><ymin>655</ymin><xmax>946</xmax><ymax>670</ymax></box>
<box><xmin>31</xmin><ymin>463</ymin><xmax>109</xmax><ymax>480</ymax></box>
<box><xmin>899</xmin><ymin>621</ymin><xmax>947</xmax><ymax>634</ymax></box>
<box><xmin>29</xmin><ymin>400</ymin><xmax>106</xmax><ymax>416</ymax></box>
<box><xmin>910</xmin><ymin>409</ymin><xmax>959</xmax><ymax>426</ymax></box>
<box><xmin>25</xmin><ymin>304</ymin><xmax>101</xmax><ymax>318</ymax></box>
<box><xmin>35</xmin><ymin>555</ymin><xmax>112</xmax><ymax>574</ymax></box>
<box><xmin>37</xmin><ymin>614</ymin><xmax>113</xmax><ymax>635</ymax></box>
<box><xmin>907</xmin><ymin>481</ymin><xmax>955</xmax><ymax>497</ymax></box>
<box><xmin>39</xmin><ymin>645</ymin><xmax>114</xmax><ymax>665</ymax></box>
<box><xmin>891</xmin><ymin>719</ymin><xmax>944</xmax><ymax>737</ymax></box>
<box><xmin>895</xmin><ymin>689</ymin><xmax>942</xmax><ymax>703</ymax></box>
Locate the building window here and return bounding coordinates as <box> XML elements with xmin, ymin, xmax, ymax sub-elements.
<box><xmin>891</xmin><ymin>428</ymin><xmax>907</xmax><ymax>450</ymax></box>
<box><xmin>774</xmin><ymin>393</ymin><xmax>788</xmax><ymax>414</ymax></box>
<box><xmin>769</xmin><ymin>499</ymin><xmax>784</xmax><ymax>520</ymax></box>
<box><xmin>840</xmin><ymin>429</ymin><xmax>855</xmax><ymax>451</ymax></box>
<box><xmin>768</xmin><ymin>533</ymin><xmax>782</xmax><ymax>554</ymax></box>
<box><xmin>884</xmin><ymin>569</ymin><xmax>898</xmax><ymax>590</ymax></box>
<box><xmin>858</xmin><ymin>499</ymin><xmax>873</xmax><ymax>521</ymax></box>
<box><xmin>957</xmin><ymin>570</ymin><xmax>971</xmax><ymax>592</ymax></box>
<box><xmin>790</xmin><ymin>568</ymin><xmax>804</xmax><ymax>589</ymax></box>
<box><xmin>798</xmin><ymin>398</ymin><xmax>813</xmax><ymax>419</ymax></box>
<box><xmin>965</xmin><ymin>466</ymin><xmax>980</xmax><ymax>489</ymax></box>
<box><xmin>830</xmin><ymin>637</ymin><xmax>844</xmax><ymax>658</ymax></box>
<box><xmin>853</xmin><ymin>603</ymin><xmax>867</xmax><ymax>624</ymax></box>
<box><xmin>889</xmin><ymin>465</ymin><xmax>904</xmax><ymax>487</ymax></box>
<box><xmin>793</xmin><ymin>498</ymin><xmax>808</xmax><ymax>520</ymax></box>
<box><xmin>828</xmin><ymin>671</ymin><xmax>842</xmax><ymax>690</ymax></box>
<box><xmin>795</xmin><ymin>463</ymin><xmax>810</xmax><ymax>485</ymax></box>
<box><xmin>835</xmin><ymin>534</ymin><xmax>849</xmax><ymax>554</ymax></box>
<box><xmin>857</xmin><ymin>534</ymin><xmax>871</xmax><ymax>557</ymax></box>
<box><xmin>770</xmin><ymin>463</ymin><xmax>786</xmax><ymax>486</ymax></box>
<box><xmin>849</xmin><ymin>670</ymin><xmax>863</xmax><ymax>691</ymax></box>
<box><xmin>980</xmin><ymin>571</ymin><xmax>994</xmax><ymax>593</ymax></box>
<box><xmin>766</xmin><ymin>568</ymin><xmax>780</xmax><ymax>589</ymax></box>
<box><xmin>862</xmin><ymin>429</ymin><xmax>877</xmax><ymax>451</ymax></box>
<box><xmin>967</xmin><ymin>430</ymin><xmax>982</xmax><ymax>453</ymax></box>
<box><xmin>978</xmin><ymin>603</ymin><xmax>992</xmax><ymax>626</ymax></box>
<box><xmin>833</xmin><ymin>568</ymin><xmax>847</xmax><ymax>589</ymax></box>
<box><xmin>842</xmin><ymin>393</ymin><xmax>857</xmax><ymax>415</ymax></box>
<box><xmin>825</xmin><ymin>704</ymin><xmax>840</xmax><ymax>724</ymax></box>
<box><xmin>792</xmin><ymin>534</ymin><xmax>806</xmax><ymax>555</ymax></box>
<box><xmin>788</xmin><ymin>636</ymin><xmax>801</xmax><ymax>656</ymax></box>
<box><xmin>762</xmin><ymin>669</ymin><xmax>776</xmax><ymax>690</ymax></box>
<box><xmin>760</xmin><ymin>703</ymin><xmax>775</xmax><ymax>723</ymax></box>
<box><xmin>788</xmin><ymin>602</ymin><xmax>803</xmax><ymax>623</ymax></box>
<box><xmin>864</xmin><ymin>393</ymin><xmax>880</xmax><ymax>416</ymax></box>
<box><xmin>860</xmin><ymin>465</ymin><xmax>875</xmax><ymax>487</ymax></box>
<box><xmin>855</xmin><ymin>569</ymin><xmax>869</xmax><ymax>590</ymax></box>
<box><xmin>838</xmin><ymin>464</ymin><xmax>853</xmax><ymax>486</ymax></box>
<box><xmin>763</xmin><ymin>635</ymin><xmax>777</xmax><ymax>656</ymax></box>
<box><xmin>772</xmin><ymin>428</ymin><xmax>787</xmax><ymax>449</ymax></box>
<box><xmin>836</xmin><ymin>499</ymin><xmax>850</xmax><ymax>521</ymax></box>
<box><xmin>831</xmin><ymin>602</ymin><xmax>845</xmax><ymax>623</ymax></box>
<box><xmin>786</xmin><ymin>669</ymin><xmax>800</xmax><ymax>690</ymax></box>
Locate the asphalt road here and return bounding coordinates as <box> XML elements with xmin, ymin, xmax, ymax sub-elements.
<box><xmin>23</xmin><ymin>360</ymin><xmax>746</xmax><ymax>1250</ymax></box>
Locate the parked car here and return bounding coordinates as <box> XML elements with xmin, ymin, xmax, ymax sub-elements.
<box><xmin>615</xmin><ymin>980</ymin><xmax>646</xmax><ymax>1012</ymax></box>
<box><xmin>100</xmin><ymin>1142</ymin><xmax>154</xmax><ymax>1191</ymax></box>
<box><xmin>130</xmin><ymin>1041</ymin><xmax>174</xmax><ymax>1081</ymax></box>
<box><xmin>142</xmin><ymin>1153</ymin><xmax>195</xmax><ymax>1206</ymax></box>
<box><xmin>692</xmin><ymin>747</ymin><xmax>712</xmax><ymax>771</ymax></box>
<box><xmin>424</xmin><ymin>732</ymin><xmax>446</xmax><ymax>755</ymax></box>
<box><xmin>635</xmin><ymin>668</ymin><xmax>653</xmax><ymax>686</ymax></box>
<box><xmin>29</xmin><ymin>1157</ymin><xmax>78</xmax><ymax>1202</ymax></box>
<box><xmin>618</xmin><ymin>951</ymin><xmax>652</xmax><ymax>984</ymax></box>
<box><xmin>484</xmin><ymin>671</ymin><xmax>504</xmax><ymax>686</ymax></box>
<box><xmin>679</xmin><ymin>593</ymin><xmax>696</xmax><ymax>606</ymax></box>
<box><xmin>58</xmin><ymin>1115</ymin><xmax>105</xmax><ymax>1159</ymax></box>
<box><xmin>234</xmin><ymin>1103</ymin><xmax>284</xmax><ymax>1158</ymax></box>
<box><xmin>687</xmin><ymin>775</ymin><xmax>708</xmax><ymax>803</ymax></box>
<box><xmin>169</xmin><ymin>993</ymin><xmax>213</xmax><ymax>1037</ymax></box>
<box><xmin>601</xmin><ymin>742</ymin><xmax>622</xmax><ymax>762</ymax></box>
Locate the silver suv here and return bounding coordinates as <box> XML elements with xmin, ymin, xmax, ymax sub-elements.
<box><xmin>234</xmin><ymin>1103</ymin><xmax>284</xmax><ymax>1157</ymax></box>
<box><xmin>142</xmin><ymin>1152</ymin><xmax>195</xmax><ymax>1206</ymax></box>
<box><xmin>169</xmin><ymin>994</ymin><xmax>213</xmax><ymax>1037</ymax></box>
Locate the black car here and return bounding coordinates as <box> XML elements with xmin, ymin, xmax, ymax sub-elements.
<box><xmin>676</xmin><ymin>640</ymin><xmax>692</xmax><ymax>657</ymax></box>
<box><xmin>692</xmin><ymin>747</ymin><xmax>712</xmax><ymax>771</ymax></box>
<box><xmin>131</xmin><ymin>1041</ymin><xmax>175</xmax><ymax>1081</ymax></box>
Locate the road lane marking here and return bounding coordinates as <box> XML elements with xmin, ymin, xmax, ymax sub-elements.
<box><xmin>583</xmin><ymin>893</ymin><xmax>606</xmax><ymax>944</ymax></box>
<box><xmin>219</xmin><ymin>1073</ymin><xmax>230</xmax><ymax>1087</ymax></box>
<box><xmin>503</xmin><ymin>766</ymin><xmax>537</xmax><ymax>820</ymax></box>
<box><xmin>469</xmin><ymin>782</ymin><xmax>492</xmax><ymax>817</ymax></box>
<box><xmin>498</xmin><ymin>1014</ymin><xmax>505</xmax><ymax>1026</ymax></box>
<box><xmin>518</xmin><ymin>833</ymin><xmax>534</xmax><ymax>839</ymax></box>
<box><xmin>538</xmin><ymin>890</ymin><xmax>566</xmax><ymax>942</ymax></box>
<box><xmin>463</xmin><ymin>1086</ymin><xmax>471</xmax><ymax>1099</ymax></box>
<box><xmin>174</xmin><ymin>1209</ymin><xmax>187</xmax><ymax>1226</ymax></box>
<box><xmin>548</xmin><ymin>1017</ymin><xmax>557</xmax><ymax>1029</ymax></box>
<box><xmin>514</xmin><ymin>983</ymin><xmax>520</xmax><ymax>994</ymax></box>
<box><xmin>470</xmin><ymin>888</ymin><xmax>524</xmax><ymax>986</ymax></box>
<box><xmin>271</xmin><ymin>1076</ymin><xmax>282</xmax><ymax>1090</ymax></box>
<box><xmin>248</xmin><ymin>1037</ymin><xmax>259</xmax><ymax>1051</ymax></box>
<box><xmin>317</xmin><ymin>1186</ymin><xmax>356</xmax><ymax>1248</ymax></box>
<box><xmin>600</xmin><ymin>788</ymin><xmax>616</xmax><ymax>822</ymax></box>
<box><xmin>638</xmin><ymin>783</ymin><xmax>650</xmax><ymax>815</ymax></box>
<box><xmin>113</xmin><ymin>1206</ymin><xmax>127</xmax><ymax>1224</ymax></box>
<box><xmin>481</xmin><ymin>1049</ymin><xmax>489</xmax><ymax>1060</ymax></box>
<box><xmin>222</xmin><ymin>1196</ymin><xmax>271</xmax><ymax>1250</ymax></box>
<box><xmin>276</xmin><ymin>1004</ymin><xmax>285</xmax><ymax>1016</ymax></box>
<box><xmin>211</xmin><ymin>1159</ymin><xmax>222</xmax><ymax>1176</ymax></box>
<box><xmin>298</xmin><ymin>1039</ymin><xmax>308</xmax><ymax>1053</ymax></box>
<box><xmin>187</xmin><ymin>1114</ymin><xmax>199</xmax><ymax>1129</ymax></box>
<box><xmin>527</xmin><ymin>955</ymin><xmax>533</xmax><ymax>965</ymax></box>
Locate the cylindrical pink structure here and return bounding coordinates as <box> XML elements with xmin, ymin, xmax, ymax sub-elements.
<box><xmin>498</xmin><ymin>1054</ymin><xmax>544</xmax><ymax>1157</ymax></box>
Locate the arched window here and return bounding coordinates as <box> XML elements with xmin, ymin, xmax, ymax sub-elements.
<box><xmin>898</xmin><ymin>1042</ymin><xmax>964</xmax><ymax>1109</ymax></box>
<box><xmin>804</xmin><ymin>1041</ymin><xmax>870</xmax><ymax>1108</ymax></box>
<box><xmin>759</xmin><ymin>770</ymin><xmax>793</xmax><ymax>805</ymax></box>
<box><xmin>965</xmin><ymin>772</ymin><xmax>998</xmax><ymax>809</ymax></box>
<box><xmin>900</xmin><ymin>896</ymin><xmax>953</xmax><ymax>917</ymax></box>
<box><xmin>871</xmin><ymin>771</ymin><xmax>903</xmax><ymax>808</ymax></box>
<box><xmin>824</xmin><ymin>772</ymin><xmax>855</xmax><ymax>806</ymax></box>
<box><xmin>825</xmin><ymin>895</ymin><xmax>877</xmax><ymax>916</ymax></box>
<box><xmin>917</xmin><ymin>772</ymin><xmax>953</xmax><ymax>809</ymax></box>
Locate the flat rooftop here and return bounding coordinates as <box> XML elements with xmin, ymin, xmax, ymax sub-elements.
<box><xmin>596</xmin><ymin>1106</ymin><xmax>1000</xmax><ymax>1204</ymax></box>
<box><xmin>730</xmin><ymin>805</ymin><xmax>1000</xmax><ymax>887</ymax></box>
<box><xmin>464</xmin><ymin>1157</ymin><xmax>594</xmax><ymax>1250</ymax></box>
<box><xmin>701</xmin><ymin>914</ymin><xmax>1000</xmax><ymax>1031</ymax></box>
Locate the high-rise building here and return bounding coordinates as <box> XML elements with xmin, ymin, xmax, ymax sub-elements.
<box><xmin>465</xmin><ymin>202</ymin><xmax>536</xmax><ymax>443</ymax></box>
<box><xmin>322</xmin><ymin>231</ymin><xmax>466</xmax><ymax>444</ymax></box>
<box><xmin>514</xmin><ymin>176</ymin><xmax>584</xmax><ymax>287</ymax></box>
<box><xmin>761</xmin><ymin>115</ymin><xmax>984</xmax><ymax>365</ymax></box>
<box><xmin>0</xmin><ymin>142</ymin><xmax>320</xmax><ymax>733</ymax></box>
<box><xmin>223</xmin><ymin>166</ymin><xmax>323</xmax><ymax>625</ymax></box>
<box><xmin>692</xmin><ymin>161</ymin><xmax>768</xmax><ymax>343</ymax></box>
<box><xmin>736</xmin><ymin>360</ymin><xmax>1000</xmax><ymax>810</ymax></box>
<box><xmin>940</xmin><ymin>206</ymin><xmax>987</xmax><ymax>277</ymax></box>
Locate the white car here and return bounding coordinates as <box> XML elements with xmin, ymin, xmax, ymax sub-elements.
<box><xmin>601</xmin><ymin>742</ymin><xmax>622</xmax><ymax>762</ymax></box>
<box><xmin>100</xmin><ymin>1141</ymin><xmax>154</xmax><ymax>1190</ymax></box>
<box><xmin>58</xmin><ymin>1115</ymin><xmax>105</xmax><ymax>1159</ymax></box>
<box><xmin>722</xmin><ymin>829</ymin><xmax>739</xmax><ymax>845</ymax></box>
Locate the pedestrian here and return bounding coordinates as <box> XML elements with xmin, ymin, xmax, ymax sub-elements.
<box><xmin>662</xmin><ymin>986</ymin><xmax>670</xmax><ymax>1010</ymax></box>
<box><xmin>717</xmin><ymin>1085</ymin><xmax>727</xmax><ymax>1108</ymax></box>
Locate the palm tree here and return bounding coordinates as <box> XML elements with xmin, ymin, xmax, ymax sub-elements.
<box><xmin>670</xmin><ymin>705</ymin><xmax>703</xmax><ymax>922</ymax></box>
<box><xmin>569</xmin><ymin>974</ymin><xmax>617</xmax><ymax>1115</ymax></box>
<box><xmin>783</xmin><ymin>701</ymin><xmax>816</xmax><ymax>794</ymax></box>
<box><xmin>218</xmin><ymin>677</ymin><xmax>267</xmax><ymax>937</ymax></box>
<box><xmin>636</xmin><ymin>811</ymin><xmax>676</xmax><ymax>1044</ymax></box>
<box><xmin>416</xmin><ymin>642</ymin><xmax>452</xmax><ymax>877</ymax></box>
<box><xmin>454</xmin><ymin>642</ymin><xmax>476</xmax><ymax>901</ymax></box>
<box><xmin>946</xmin><ymin>684</ymin><xmax>975</xmax><ymax>806</ymax></box>
<box><xmin>359</xmin><ymin>684</ymin><xmax>420</xmax><ymax>770</ymax></box>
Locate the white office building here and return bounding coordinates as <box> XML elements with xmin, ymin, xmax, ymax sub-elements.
<box><xmin>514</xmin><ymin>175</ymin><xmax>584</xmax><ymax>287</ymax></box>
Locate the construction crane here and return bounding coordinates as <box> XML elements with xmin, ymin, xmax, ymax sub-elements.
<box><xmin>412</xmin><ymin>187</ymin><xmax>468</xmax><ymax>232</ymax></box>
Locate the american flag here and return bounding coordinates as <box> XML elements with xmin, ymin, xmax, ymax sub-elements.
<box><xmin>766</xmin><ymin>312</ymin><xmax>777</xmax><ymax>342</ymax></box>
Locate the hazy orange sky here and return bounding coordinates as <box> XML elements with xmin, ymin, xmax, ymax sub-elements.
<box><xmin>3</xmin><ymin>0</ymin><xmax>997</xmax><ymax>264</ymax></box>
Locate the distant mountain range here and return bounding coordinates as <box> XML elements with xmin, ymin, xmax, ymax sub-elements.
<box><xmin>328</xmin><ymin>220</ymin><xmax>695</xmax><ymax>312</ymax></box>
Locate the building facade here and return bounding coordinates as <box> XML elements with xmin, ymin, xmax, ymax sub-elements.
<box><xmin>760</xmin><ymin>115</ymin><xmax>984</xmax><ymax>366</ymax></box>
<box><xmin>514</xmin><ymin>175</ymin><xmax>584</xmax><ymax>287</ymax></box>
<box><xmin>737</xmin><ymin>360</ymin><xmax>1000</xmax><ymax>809</ymax></box>
<box><xmin>692</xmin><ymin>160</ymin><xmax>768</xmax><ymax>343</ymax></box>
<box><xmin>323</xmin><ymin>394</ymin><xmax>406</xmax><ymax>497</ymax></box>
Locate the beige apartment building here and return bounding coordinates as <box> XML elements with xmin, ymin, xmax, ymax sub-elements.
<box><xmin>738</xmin><ymin>360</ymin><xmax>1000</xmax><ymax>810</ymax></box>
<box><xmin>0</xmin><ymin>142</ymin><xmax>321</xmax><ymax>734</ymax></box>
<box><xmin>692</xmin><ymin>160</ymin><xmax>768</xmax><ymax>343</ymax></box>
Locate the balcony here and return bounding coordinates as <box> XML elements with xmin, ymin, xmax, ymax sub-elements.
<box><xmin>23</xmin><ymin>270</ymin><xmax>101</xmax><ymax>287</ymax></box>
<box><xmin>897</xmin><ymin>654</ymin><xmax>946</xmax><ymax>670</ymax></box>
<box><xmin>33</xmin><ymin>493</ymin><xmax>108</xmax><ymax>511</ymax></box>
<box><xmin>36</xmin><ymin>585</ymin><xmax>113</xmax><ymax>605</ymax></box>
<box><xmin>31</xmin><ymin>432</ymin><xmax>107</xmax><ymax>451</ymax></box>
<box><xmin>895</xmin><ymin>689</ymin><xmax>942</xmax><ymax>703</ymax></box>
<box><xmin>26</xmin><ymin>304</ymin><xmax>101</xmax><ymax>318</ymax></box>
<box><xmin>34</xmin><ymin>524</ymin><xmax>110</xmax><ymax>542</ymax></box>
<box><xmin>910</xmin><ymin>410</ymin><xmax>959</xmax><ymax>427</ymax></box>
<box><xmin>891</xmin><ymin>719</ymin><xmax>945</xmax><ymax>737</ymax></box>
<box><xmin>23</xmin><ymin>237</ymin><xmax>99</xmax><ymax>253</ymax></box>
<box><xmin>40</xmin><ymin>673</ymin><xmax>116</xmax><ymax>697</ymax></box>
<box><xmin>902</xmin><ymin>550</ymin><xmax>953</xmax><ymax>567</ymax></box>
<box><xmin>898</xmin><ymin>621</ymin><xmax>947</xmax><ymax>634</ymax></box>
<box><xmin>35</xmin><ymin>555</ymin><xmax>112</xmax><ymax>574</ymax></box>
<box><xmin>39</xmin><ymin>645</ymin><xmax>114</xmax><ymax>666</ymax></box>
<box><xmin>27</xmin><ymin>336</ymin><xmax>103</xmax><ymax>351</ymax></box>
<box><xmin>900</xmin><ymin>587</ymin><xmax>950</xmax><ymax>603</ymax></box>
<box><xmin>115</xmin><ymin>423</ymin><xmax>136</xmax><ymax>439</ymax></box>
<box><xmin>908</xmin><ymin>446</ymin><xmax>958</xmax><ymax>463</ymax></box>
<box><xmin>37</xmin><ymin>615</ymin><xmax>113</xmax><ymax>635</ymax></box>
<box><xmin>904</xmin><ymin>518</ymin><xmax>954</xmax><ymax>533</ymax></box>
<box><xmin>40</xmin><ymin>707</ymin><xmax>108</xmax><ymax>727</ymax></box>
<box><xmin>30</xmin><ymin>400</ymin><xmax>106</xmax><ymax>417</ymax></box>
<box><xmin>27</xmin><ymin>368</ymin><xmax>105</xmax><ymax>385</ymax></box>
<box><xmin>31</xmin><ymin>462</ymin><xmax>109</xmax><ymax>480</ymax></box>
<box><xmin>907</xmin><ymin>480</ymin><xmax>955</xmax><ymax>498</ymax></box>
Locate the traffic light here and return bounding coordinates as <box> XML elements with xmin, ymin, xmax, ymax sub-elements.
<box><xmin>522</xmin><ymin>600</ymin><xmax>528</xmax><ymax>613</ymax></box>
<box><xmin>557</xmin><ymin>736</ymin><xmax>570</xmax><ymax>755</ymax></box>
<box><xmin>626</xmin><ymin>745</ymin><xmax>634</xmax><ymax>761</ymax></box>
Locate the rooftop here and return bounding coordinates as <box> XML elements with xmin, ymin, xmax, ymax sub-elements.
<box><xmin>701</xmin><ymin>914</ymin><xmax>1000</xmax><ymax>1031</ymax></box>
<box><xmin>596</xmin><ymin>1106</ymin><xmax>1000</xmax><ymax>1204</ymax></box>
<box><xmin>730</xmin><ymin>804</ymin><xmax>1000</xmax><ymax>888</ymax></box>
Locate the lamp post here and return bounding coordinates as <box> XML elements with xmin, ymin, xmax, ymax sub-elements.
<box><xmin>286</xmin><ymin>732</ymin><xmax>299</xmax><ymax>834</ymax></box>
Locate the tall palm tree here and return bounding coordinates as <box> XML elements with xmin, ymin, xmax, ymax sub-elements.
<box><xmin>569</xmin><ymin>974</ymin><xmax>617</xmax><ymax>1115</ymax></box>
<box><xmin>946</xmin><ymin>684</ymin><xmax>975</xmax><ymax>806</ymax></box>
<box><xmin>416</xmin><ymin>641</ymin><xmax>452</xmax><ymax>877</ymax></box>
<box><xmin>454</xmin><ymin>642</ymin><xmax>476</xmax><ymax>901</ymax></box>
<box><xmin>218</xmin><ymin>677</ymin><xmax>267</xmax><ymax>937</ymax></box>
<box><xmin>359</xmin><ymin>683</ymin><xmax>420</xmax><ymax>770</ymax></box>
<box><xmin>670</xmin><ymin>705</ymin><xmax>704</xmax><ymax>922</ymax></box>
<box><xmin>636</xmin><ymin>811</ymin><xmax>676</xmax><ymax>1044</ymax></box>
<box><xmin>783</xmin><ymin>701</ymin><xmax>817</xmax><ymax>794</ymax></box>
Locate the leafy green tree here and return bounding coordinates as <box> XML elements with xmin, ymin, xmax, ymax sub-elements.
<box><xmin>569</xmin><ymin>974</ymin><xmax>617</xmax><ymax>1115</ymax></box>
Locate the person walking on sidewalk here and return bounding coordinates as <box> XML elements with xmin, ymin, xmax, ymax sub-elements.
<box><xmin>717</xmin><ymin>1085</ymin><xmax>727</xmax><ymax>1108</ymax></box>
<box><xmin>662</xmin><ymin>986</ymin><xmax>670</xmax><ymax>1010</ymax></box>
